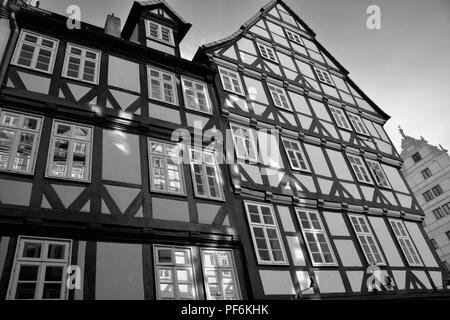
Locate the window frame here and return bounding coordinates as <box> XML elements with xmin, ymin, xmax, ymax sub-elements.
<box><xmin>433</xmin><ymin>207</ymin><xmax>445</xmax><ymax>220</ymax></box>
<box><xmin>365</xmin><ymin>159</ymin><xmax>390</xmax><ymax>188</ymax></box>
<box><xmin>281</xmin><ymin>137</ymin><xmax>310</xmax><ymax>172</ymax></box>
<box><xmin>147</xmin><ymin>66</ymin><xmax>178</xmax><ymax>105</ymax></box>
<box><xmin>229</xmin><ymin>123</ymin><xmax>258</xmax><ymax>162</ymax></box>
<box><xmin>256</xmin><ymin>42</ymin><xmax>278</xmax><ymax>63</ymax></box>
<box><xmin>389</xmin><ymin>219</ymin><xmax>423</xmax><ymax>267</ymax></box>
<box><xmin>347</xmin><ymin>153</ymin><xmax>373</xmax><ymax>184</ymax></box>
<box><xmin>285</xmin><ymin>29</ymin><xmax>303</xmax><ymax>45</ymax></box>
<box><xmin>329</xmin><ymin>106</ymin><xmax>352</xmax><ymax>130</ymax></box>
<box><xmin>313</xmin><ymin>67</ymin><xmax>334</xmax><ymax>86</ymax></box>
<box><xmin>217</xmin><ymin>66</ymin><xmax>244</xmax><ymax>96</ymax></box>
<box><xmin>267</xmin><ymin>83</ymin><xmax>292</xmax><ymax>111</ymax></box>
<box><xmin>61</xmin><ymin>43</ymin><xmax>101</xmax><ymax>85</ymax></box>
<box><xmin>421</xmin><ymin>168</ymin><xmax>432</xmax><ymax>180</ymax></box>
<box><xmin>431</xmin><ymin>185</ymin><xmax>443</xmax><ymax>197</ymax></box>
<box><xmin>11</xmin><ymin>29</ymin><xmax>59</xmax><ymax>74</ymax></box>
<box><xmin>347</xmin><ymin>113</ymin><xmax>369</xmax><ymax>135</ymax></box>
<box><xmin>145</xmin><ymin>20</ymin><xmax>174</xmax><ymax>46</ymax></box>
<box><xmin>423</xmin><ymin>190</ymin><xmax>434</xmax><ymax>202</ymax></box>
<box><xmin>180</xmin><ymin>76</ymin><xmax>212</xmax><ymax>114</ymax></box>
<box><xmin>411</xmin><ymin>152</ymin><xmax>422</xmax><ymax>163</ymax></box>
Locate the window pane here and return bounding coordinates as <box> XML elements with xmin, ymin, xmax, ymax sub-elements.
<box><xmin>47</xmin><ymin>244</ymin><xmax>65</xmax><ymax>260</ymax></box>
<box><xmin>42</xmin><ymin>283</ymin><xmax>62</xmax><ymax>299</ymax></box>
<box><xmin>22</xmin><ymin>242</ymin><xmax>42</xmax><ymax>258</ymax></box>
<box><xmin>15</xmin><ymin>283</ymin><xmax>37</xmax><ymax>300</ymax></box>
<box><xmin>18</xmin><ymin>265</ymin><xmax>39</xmax><ymax>281</ymax></box>
<box><xmin>51</xmin><ymin>139</ymin><xmax>69</xmax><ymax>176</ymax></box>
<box><xmin>157</xmin><ymin>249</ymin><xmax>172</xmax><ymax>264</ymax></box>
<box><xmin>44</xmin><ymin>266</ymin><xmax>64</xmax><ymax>281</ymax></box>
<box><xmin>0</xmin><ymin>129</ymin><xmax>15</xmax><ymax>169</ymax></box>
<box><xmin>159</xmin><ymin>283</ymin><xmax>175</xmax><ymax>298</ymax></box>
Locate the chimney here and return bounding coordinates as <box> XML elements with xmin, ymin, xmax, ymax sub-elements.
<box><xmin>104</xmin><ymin>13</ymin><xmax>121</xmax><ymax>38</ymax></box>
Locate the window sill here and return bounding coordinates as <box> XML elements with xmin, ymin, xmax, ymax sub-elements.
<box><xmin>10</xmin><ymin>63</ymin><xmax>53</xmax><ymax>76</ymax></box>
<box><xmin>44</xmin><ymin>175</ymin><xmax>91</xmax><ymax>184</ymax></box>
<box><xmin>62</xmin><ymin>75</ymin><xmax>99</xmax><ymax>86</ymax></box>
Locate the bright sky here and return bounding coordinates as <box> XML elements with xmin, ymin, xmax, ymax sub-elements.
<box><xmin>39</xmin><ymin>0</ymin><xmax>450</xmax><ymax>153</ymax></box>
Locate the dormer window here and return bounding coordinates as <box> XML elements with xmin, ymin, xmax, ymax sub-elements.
<box><xmin>145</xmin><ymin>20</ymin><xmax>174</xmax><ymax>46</ymax></box>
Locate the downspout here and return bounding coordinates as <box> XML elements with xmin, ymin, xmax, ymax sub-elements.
<box><xmin>0</xmin><ymin>7</ymin><xmax>19</xmax><ymax>87</ymax></box>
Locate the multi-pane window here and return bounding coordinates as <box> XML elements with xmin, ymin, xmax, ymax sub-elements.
<box><xmin>347</xmin><ymin>113</ymin><xmax>369</xmax><ymax>135</ymax></box>
<box><xmin>181</xmin><ymin>77</ymin><xmax>211</xmax><ymax>113</ymax></box>
<box><xmin>347</xmin><ymin>154</ymin><xmax>373</xmax><ymax>184</ymax></box>
<box><xmin>412</xmin><ymin>152</ymin><xmax>422</xmax><ymax>163</ymax></box>
<box><xmin>148</xmin><ymin>139</ymin><xmax>185</xmax><ymax>195</ymax></box>
<box><xmin>443</xmin><ymin>203</ymin><xmax>450</xmax><ymax>215</ymax></box>
<box><xmin>285</xmin><ymin>29</ymin><xmax>303</xmax><ymax>45</ymax></box>
<box><xmin>267</xmin><ymin>84</ymin><xmax>291</xmax><ymax>110</ymax></box>
<box><xmin>154</xmin><ymin>246</ymin><xmax>196</xmax><ymax>300</ymax></box>
<box><xmin>229</xmin><ymin>123</ymin><xmax>258</xmax><ymax>162</ymax></box>
<box><xmin>7</xmin><ymin>237</ymin><xmax>71</xmax><ymax>300</ymax></box>
<box><xmin>421</xmin><ymin>168</ymin><xmax>432</xmax><ymax>179</ymax></box>
<box><xmin>349</xmin><ymin>214</ymin><xmax>385</xmax><ymax>265</ymax></box>
<box><xmin>148</xmin><ymin>66</ymin><xmax>178</xmax><ymax>105</ymax></box>
<box><xmin>281</xmin><ymin>138</ymin><xmax>309</xmax><ymax>171</ymax></box>
<box><xmin>314</xmin><ymin>67</ymin><xmax>334</xmax><ymax>86</ymax></box>
<box><xmin>296</xmin><ymin>209</ymin><xmax>336</xmax><ymax>266</ymax></box>
<box><xmin>423</xmin><ymin>190</ymin><xmax>434</xmax><ymax>202</ymax></box>
<box><xmin>0</xmin><ymin>110</ymin><xmax>42</xmax><ymax>174</ymax></box>
<box><xmin>146</xmin><ymin>21</ymin><xmax>174</xmax><ymax>45</ymax></box>
<box><xmin>200</xmin><ymin>249</ymin><xmax>241</xmax><ymax>300</ymax></box>
<box><xmin>433</xmin><ymin>208</ymin><xmax>446</xmax><ymax>220</ymax></box>
<box><xmin>62</xmin><ymin>44</ymin><xmax>101</xmax><ymax>84</ymax></box>
<box><xmin>389</xmin><ymin>219</ymin><xmax>422</xmax><ymax>266</ymax></box>
<box><xmin>256</xmin><ymin>43</ymin><xmax>278</xmax><ymax>63</ymax></box>
<box><xmin>12</xmin><ymin>30</ymin><xmax>59</xmax><ymax>74</ymax></box>
<box><xmin>46</xmin><ymin>121</ymin><xmax>92</xmax><ymax>182</ymax></box>
<box><xmin>244</xmin><ymin>201</ymin><xmax>287</xmax><ymax>265</ymax></box>
<box><xmin>365</xmin><ymin>159</ymin><xmax>390</xmax><ymax>188</ymax></box>
<box><xmin>432</xmin><ymin>185</ymin><xmax>444</xmax><ymax>197</ymax></box>
<box><xmin>188</xmin><ymin>148</ymin><xmax>224</xmax><ymax>201</ymax></box>
<box><xmin>329</xmin><ymin>106</ymin><xmax>351</xmax><ymax>130</ymax></box>
<box><xmin>218</xmin><ymin>67</ymin><xmax>244</xmax><ymax>95</ymax></box>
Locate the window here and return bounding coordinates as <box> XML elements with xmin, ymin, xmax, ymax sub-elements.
<box><xmin>432</xmin><ymin>185</ymin><xmax>444</xmax><ymax>197</ymax></box>
<box><xmin>244</xmin><ymin>201</ymin><xmax>287</xmax><ymax>265</ymax></box>
<box><xmin>349</xmin><ymin>214</ymin><xmax>385</xmax><ymax>265</ymax></box>
<box><xmin>62</xmin><ymin>44</ymin><xmax>101</xmax><ymax>84</ymax></box>
<box><xmin>296</xmin><ymin>209</ymin><xmax>336</xmax><ymax>266</ymax></box>
<box><xmin>0</xmin><ymin>110</ymin><xmax>42</xmax><ymax>174</ymax></box>
<box><xmin>7</xmin><ymin>237</ymin><xmax>71</xmax><ymax>300</ymax></box>
<box><xmin>229</xmin><ymin>123</ymin><xmax>258</xmax><ymax>162</ymax></box>
<box><xmin>218</xmin><ymin>67</ymin><xmax>244</xmax><ymax>95</ymax></box>
<box><xmin>200</xmin><ymin>249</ymin><xmax>241</xmax><ymax>300</ymax></box>
<box><xmin>433</xmin><ymin>208</ymin><xmax>446</xmax><ymax>220</ymax></box>
<box><xmin>366</xmin><ymin>159</ymin><xmax>390</xmax><ymax>188</ymax></box>
<box><xmin>423</xmin><ymin>190</ymin><xmax>434</xmax><ymax>202</ymax></box>
<box><xmin>146</xmin><ymin>21</ymin><xmax>174</xmax><ymax>45</ymax></box>
<box><xmin>412</xmin><ymin>152</ymin><xmax>422</xmax><ymax>163</ymax></box>
<box><xmin>314</xmin><ymin>67</ymin><xmax>334</xmax><ymax>86</ymax></box>
<box><xmin>256</xmin><ymin>43</ymin><xmax>278</xmax><ymax>63</ymax></box>
<box><xmin>12</xmin><ymin>30</ymin><xmax>58</xmax><ymax>74</ymax></box>
<box><xmin>148</xmin><ymin>139</ymin><xmax>185</xmax><ymax>195</ymax></box>
<box><xmin>347</xmin><ymin>154</ymin><xmax>373</xmax><ymax>184</ymax></box>
<box><xmin>347</xmin><ymin>113</ymin><xmax>369</xmax><ymax>135</ymax></box>
<box><xmin>188</xmin><ymin>148</ymin><xmax>224</xmax><ymax>201</ymax></box>
<box><xmin>431</xmin><ymin>239</ymin><xmax>438</xmax><ymax>249</ymax></box>
<box><xmin>329</xmin><ymin>106</ymin><xmax>351</xmax><ymax>130</ymax></box>
<box><xmin>46</xmin><ymin>121</ymin><xmax>92</xmax><ymax>182</ymax></box>
<box><xmin>281</xmin><ymin>138</ymin><xmax>309</xmax><ymax>172</ymax></box>
<box><xmin>181</xmin><ymin>77</ymin><xmax>211</xmax><ymax>114</ymax></box>
<box><xmin>285</xmin><ymin>29</ymin><xmax>303</xmax><ymax>45</ymax></box>
<box><xmin>267</xmin><ymin>83</ymin><xmax>291</xmax><ymax>110</ymax></box>
<box><xmin>421</xmin><ymin>168</ymin><xmax>432</xmax><ymax>180</ymax></box>
<box><xmin>443</xmin><ymin>203</ymin><xmax>450</xmax><ymax>215</ymax></box>
<box><xmin>389</xmin><ymin>219</ymin><xmax>422</xmax><ymax>266</ymax></box>
<box><xmin>154</xmin><ymin>246</ymin><xmax>196</xmax><ymax>300</ymax></box>
<box><xmin>148</xmin><ymin>66</ymin><xmax>178</xmax><ymax>105</ymax></box>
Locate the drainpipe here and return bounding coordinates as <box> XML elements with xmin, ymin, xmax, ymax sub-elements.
<box><xmin>0</xmin><ymin>7</ymin><xmax>20</xmax><ymax>87</ymax></box>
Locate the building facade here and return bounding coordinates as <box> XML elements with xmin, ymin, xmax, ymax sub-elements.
<box><xmin>399</xmin><ymin>129</ymin><xmax>450</xmax><ymax>273</ymax></box>
<box><xmin>0</xmin><ymin>0</ymin><xmax>447</xmax><ymax>300</ymax></box>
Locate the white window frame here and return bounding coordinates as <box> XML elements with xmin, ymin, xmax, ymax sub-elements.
<box><xmin>218</xmin><ymin>66</ymin><xmax>244</xmax><ymax>96</ymax></box>
<box><xmin>347</xmin><ymin>153</ymin><xmax>373</xmax><ymax>184</ymax></box>
<box><xmin>7</xmin><ymin>236</ymin><xmax>71</xmax><ymax>300</ymax></box>
<box><xmin>147</xmin><ymin>66</ymin><xmax>178</xmax><ymax>105</ymax></box>
<box><xmin>389</xmin><ymin>219</ymin><xmax>423</xmax><ymax>267</ymax></box>
<box><xmin>46</xmin><ymin>120</ymin><xmax>93</xmax><ymax>182</ymax></box>
<box><xmin>281</xmin><ymin>138</ymin><xmax>309</xmax><ymax>172</ymax></box>
<box><xmin>314</xmin><ymin>67</ymin><xmax>334</xmax><ymax>86</ymax></box>
<box><xmin>145</xmin><ymin>20</ymin><xmax>174</xmax><ymax>46</ymax></box>
<box><xmin>181</xmin><ymin>76</ymin><xmax>212</xmax><ymax>114</ymax></box>
<box><xmin>285</xmin><ymin>29</ymin><xmax>303</xmax><ymax>45</ymax></box>
<box><xmin>365</xmin><ymin>159</ymin><xmax>390</xmax><ymax>188</ymax></box>
<box><xmin>200</xmin><ymin>249</ymin><xmax>241</xmax><ymax>300</ymax></box>
<box><xmin>267</xmin><ymin>83</ymin><xmax>292</xmax><ymax>110</ymax></box>
<box><xmin>148</xmin><ymin>139</ymin><xmax>186</xmax><ymax>195</ymax></box>
<box><xmin>229</xmin><ymin>123</ymin><xmax>258</xmax><ymax>162</ymax></box>
<box><xmin>347</xmin><ymin>113</ymin><xmax>369</xmax><ymax>135</ymax></box>
<box><xmin>62</xmin><ymin>43</ymin><xmax>101</xmax><ymax>84</ymax></box>
<box><xmin>256</xmin><ymin>42</ymin><xmax>278</xmax><ymax>63</ymax></box>
<box><xmin>348</xmin><ymin>214</ymin><xmax>386</xmax><ymax>266</ymax></box>
<box><xmin>0</xmin><ymin>109</ymin><xmax>43</xmax><ymax>174</ymax></box>
<box><xmin>295</xmin><ymin>209</ymin><xmax>337</xmax><ymax>266</ymax></box>
<box><xmin>329</xmin><ymin>106</ymin><xmax>351</xmax><ymax>130</ymax></box>
<box><xmin>11</xmin><ymin>29</ymin><xmax>59</xmax><ymax>74</ymax></box>
<box><xmin>243</xmin><ymin>201</ymin><xmax>288</xmax><ymax>265</ymax></box>
<box><xmin>188</xmin><ymin>147</ymin><xmax>224</xmax><ymax>201</ymax></box>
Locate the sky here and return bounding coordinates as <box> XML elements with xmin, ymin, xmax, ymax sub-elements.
<box><xmin>39</xmin><ymin>0</ymin><xmax>450</xmax><ymax>153</ymax></box>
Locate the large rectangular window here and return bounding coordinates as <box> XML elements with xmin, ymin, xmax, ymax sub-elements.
<box><xmin>181</xmin><ymin>77</ymin><xmax>211</xmax><ymax>114</ymax></box>
<box><xmin>267</xmin><ymin>83</ymin><xmax>292</xmax><ymax>110</ymax></box>
<box><xmin>12</xmin><ymin>30</ymin><xmax>59</xmax><ymax>74</ymax></box>
<box><xmin>230</xmin><ymin>123</ymin><xmax>258</xmax><ymax>162</ymax></box>
<box><xmin>281</xmin><ymin>138</ymin><xmax>309</xmax><ymax>172</ymax></box>
<box><xmin>347</xmin><ymin>113</ymin><xmax>369</xmax><ymax>135</ymax></box>
<box><xmin>62</xmin><ymin>44</ymin><xmax>101</xmax><ymax>84</ymax></box>
<box><xmin>146</xmin><ymin>20</ymin><xmax>174</xmax><ymax>45</ymax></box>
<box><xmin>365</xmin><ymin>159</ymin><xmax>390</xmax><ymax>188</ymax></box>
<box><xmin>347</xmin><ymin>154</ymin><xmax>373</xmax><ymax>184</ymax></box>
<box><xmin>189</xmin><ymin>148</ymin><xmax>224</xmax><ymax>201</ymax></box>
<box><xmin>148</xmin><ymin>66</ymin><xmax>178</xmax><ymax>105</ymax></box>
<box><xmin>218</xmin><ymin>67</ymin><xmax>244</xmax><ymax>95</ymax></box>
<box><xmin>46</xmin><ymin>121</ymin><xmax>92</xmax><ymax>182</ymax></box>
<box><xmin>329</xmin><ymin>106</ymin><xmax>351</xmax><ymax>130</ymax></box>
<box><xmin>389</xmin><ymin>219</ymin><xmax>422</xmax><ymax>266</ymax></box>
<box><xmin>7</xmin><ymin>236</ymin><xmax>71</xmax><ymax>300</ymax></box>
<box><xmin>148</xmin><ymin>139</ymin><xmax>185</xmax><ymax>195</ymax></box>
<box><xmin>0</xmin><ymin>109</ymin><xmax>42</xmax><ymax>174</ymax></box>
<box><xmin>349</xmin><ymin>214</ymin><xmax>385</xmax><ymax>265</ymax></box>
<box><xmin>296</xmin><ymin>209</ymin><xmax>336</xmax><ymax>266</ymax></box>
<box><xmin>244</xmin><ymin>201</ymin><xmax>287</xmax><ymax>265</ymax></box>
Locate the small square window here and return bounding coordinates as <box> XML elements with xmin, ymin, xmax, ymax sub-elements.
<box><xmin>314</xmin><ymin>67</ymin><xmax>334</xmax><ymax>86</ymax></box>
<box><xmin>267</xmin><ymin>83</ymin><xmax>292</xmax><ymax>110</ymax></box>
<box><xmin>412</xmin><ymin>152</ymin><xmax>422</xmax><ymax>163</ymax></box>
<box><xmin>146</xmin><ymin>20</ymin><xmax>174</xmax><ymax>46</ymax></box>
<box><xmin>256</xmin><ymin>43</ymin><xmax>278</xmax><ymax>63</ymax></box>
<box><xmin>218</xmin><ymin>67</ymin><xmax>244</xmax><ymax>96</ymax></box>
